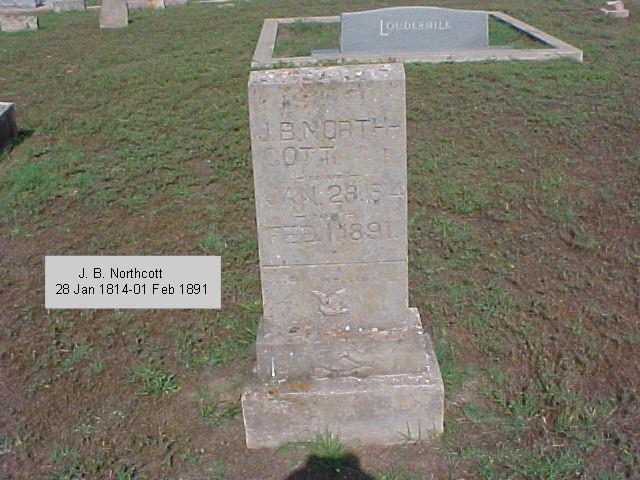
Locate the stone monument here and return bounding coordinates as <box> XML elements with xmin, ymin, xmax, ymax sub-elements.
<box><xmin>0</xmin><ymin>14</ymin><xmax>37</xmax><ymax>32</ymax></box>
<box><xmin>100</xmin><ymin>0</ymin><xmax>127</xmax><ymax>28</ymax></box>
<box><xmin>0</xmin><ymin>102</ymin><xmax>17</xmax><ymax>152</ymax></box>
<box><xmin>126</xmin><ymin>0</ymin><xmax>164</xmax><ymax>10</ymax></box>
<box><xmin>599</xmin><ymin>1</ymin><xmax>629</xmax><ymax>18</ymax></box>
<box><xmin>341</xmin><ymin>6</ymin><xmax>489</xmax><ymax>54</ymax></box>
<box><xmin>52</xmin><ymin>0</ymin><xmax>85</xmax><ymax>12</ymax></box>
<box><xmin>242</xmin><ymin>63</ymin><xmax>444</xmax><ymax>448</ymax></box>
<box><xmin>0</xmin><ymin>0</ymin><xmax>41</xmax><ymax>8</ymax></box>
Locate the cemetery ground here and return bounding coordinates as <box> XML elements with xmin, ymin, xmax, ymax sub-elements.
<box><xmin>0</xmin><ymin>0</ymin><xmax>638</xmax><ymax>478</ymax></box>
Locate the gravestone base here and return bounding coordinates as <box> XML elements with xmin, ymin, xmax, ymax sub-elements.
<box><xmin>243</xmin><ymin>308</ymin><xmax>444</xmax><ymax>449</ymax></box>
<box><xmin>255</xmin><ymin>308</ymin><xmax>433</xmax><ymax>382</ymax></box>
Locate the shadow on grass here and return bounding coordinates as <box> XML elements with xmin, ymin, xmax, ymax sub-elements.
<box><xmin>1</xmin><ymin>129</ymin><xmax>34</xmax><ymax>156</ymax></box>
<box><xmin>285</xmin><ymin>453</ymin><xmax>375</xmax><ymax>480</ymax></box>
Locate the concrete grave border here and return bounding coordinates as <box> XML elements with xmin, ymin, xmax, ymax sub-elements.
<box><xmin>252</xmin><ymin>11</ymin><xmax>583</xmax><ymax>69</ymax></box>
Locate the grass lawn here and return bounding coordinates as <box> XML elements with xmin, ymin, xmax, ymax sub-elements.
<box><xmin>0</xmin><ymin>0</ymin><xmax>638</xmax><ymax>479</ymax></box>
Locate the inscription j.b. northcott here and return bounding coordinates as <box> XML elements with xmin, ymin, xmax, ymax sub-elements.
<box><xmin>256</xmin><ymin>118</ymin><xmax>401</xmax><ymax>143</ymax></box>
<box><xmin>255</xmin><ymin>117</ymin><xmax>401</xmax><ymax>168</ymax></box>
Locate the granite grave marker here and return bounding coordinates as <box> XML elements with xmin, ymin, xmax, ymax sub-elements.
<box><xmin>0</xmin><ymin>14</ymin><xmax>37</xmax><ymax>32</ymax></box>
<box><xmin>341</xmin><ymin>6</ymin><xmax>489</xmax><ymax>54</ymax></box>
<box><xmin>52</xmin><ymin>0</ymin><xmax>85</xmax><ymax>12</ymax></box>
<box><xmin>0</xmin><ymin>0</ymin><xmax>41</xmax><ymax>8</ymax></box>
<box><xmin>100</xmin><ymin>0</ymin><xmax>127</xmax><ymax>28</ymax></box>
<box><xmin>242</xmin><ymin>63</ymin><xmax>444</xmax><ymax>448</ymax></box>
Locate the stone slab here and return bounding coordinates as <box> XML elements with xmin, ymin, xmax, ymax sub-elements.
<box><xmin>126</xmin><ymin>0</ymin><xmax>163</xmax><ymax>9</ymax></box>
<box><xmin>0</xmin><ymin>102</ymin><xmax>17</xmax><ymax>152</ymax></box>
<box><xmin>244</xmin><ymin>62</ymin><xmax>444</xmax><ymax>448</ymax></box>
<box><xmin>52</xmin><ymin>0</ymin><xmax>84</xmax><ymax>11</ymax></box>
<box><xmin>243</xmin><ymin>333</ymin><xmax>444</xmax><ymax>447</ymax></box>
<box><xmin>100</xmin><ymin>0</ymin><xmax>127</xmax><ymax>28</ymax></box>
<box><xmin>260</xmin><ymin>261</ymin><xmax>407</xmax><ymax>333</ymax></box>
<box><xmin>249</xmin><ymin>64</ymin><xmax>407</xmax><ymax>267</ymax></box>
<box><xmin>341</xmin><ymin>7</ymin><xmax>488</xmax><ymax>54</ymax></box>
<box><xmin>256</xmin><ymin>308</ymin><xmax>429</xmax><ymax>382</ymax></box>
<box><xmin>599</xmin><ymin>8</ymin><xmax>629</xmax><ymax>17</ymax></box>
<box><xmin>0</xmin><ymin>0</ymin><xmax>38</xmax><ymax>7</ymax></box>
<box><xmin>0</xmin><ymin>14</ymin><xmax>37</xmax><ymax>31</ymax></box>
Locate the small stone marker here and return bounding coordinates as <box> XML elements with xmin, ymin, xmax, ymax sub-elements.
<box><xmin>242</xmin><ymin>63</ymin><xmax>444</xmax><ymax>448</ymax></box>
<box><xmin>52</xmin><ymin>0</ymin><xmax>85</xmax><ymax>11</ymax></box>
<box><xmin>100</xmin><ymin>0</ymin><xmax>127</xmax><ymax>28</ymax></box>
<box><xmin>599</xmin><ymin>0</ymin><xmax>629</xmax><ymax>17</ymax></box>
<box><xmin>0</xmin><ymin>102</ymin><xmax>17</xmax><ymax>152</ymax></box>
<box><xmin>0</xmin><ymin>14</ymin><xmax>38</xmax><ymax>32</ymax></box>
<box><xmin>341</xmin><ymin>6</ymin><xmax>488</xmax><ymax>54</ymax></box>
<box><xmin>126</xmin><ymin>0</ymin><xmax>164</xmax><ymax>9</ymax></box>
<box><xmin>0</xmin><ymin>0</ymin><xmax>39</xmax><ymax>8</ymax></box>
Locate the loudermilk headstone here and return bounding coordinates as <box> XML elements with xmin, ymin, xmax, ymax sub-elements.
<box><xmin>100</xmin><ymin>0</ymin><xmax>127</xmax><ymax>28</ymax></box>
<box><xmin>241</xmin><ymin>63</ymin><xmax>444</xmax><ymax>448</ymax></box>
<box><xmin>341</xmin><ymin>6</ymin><xmax>488</xmax><ymax>54</ymax></box>
<box><xmin>0</xmin><ymin>102</ymin><xmax>17</xmax><ymax>152</ymax></box>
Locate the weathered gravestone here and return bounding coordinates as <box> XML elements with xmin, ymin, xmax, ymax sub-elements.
<box><xmin>126</xmin><ymin>0</ymin><xmax>164</xmax><ymax>10</ymax></box>
<box><xmin>341</xmin><ymin>6</ymin><xmax>488</xmax><ymax>54</ymax></box>
<box><xmin>0</xmin><ymin>0</ymin><xmax>41</xmax><ymax>8</ymax></box>
<box><xmin>599</xmin><ymin>0</ymin><xmax>629</xmax><ymax>17</ymax></box>
<box><xmin>52</xmin><ymin>0</ymin><xmax>85</xmax><ymax>12</ymax></box>
<box><xmin>100</xmin><ymin>0</ymin><xmax>127</xmax><ymax>28</ymax></box>
<box><xmin>242</xmin><ymin>63</ymin><xmax>444</xmax><ymax>448</ymax></box>
<box><xmin>0</xmin><ymin>102</ymin><xmax>17</xmax><ymax>152</ymax></box>
<box><xmin>0</xmin><ymin>14</ymin><xmax>37</xmax><ymax>32</ymax></box>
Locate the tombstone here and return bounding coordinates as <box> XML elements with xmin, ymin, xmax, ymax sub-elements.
<box><xmin>0</xmin><ymin>0</ymin><xmax>41</xmax><ymax>8</ymax></box>
<box><xmin>52</xmin><ymin>0</ymin><xmax>85</xmax><ymax>11</ymax></box>
<box><xmin>126</xmin><ymin>0</ymin><xmax>163</xmax><ymax>9</ymax></box>
<box><xmin>599</xmin><ymin>1</ymin><xmax>629</xmax><ymax>17</ymax></box>
<box><xmin>341</xmin><ymin>6</ymin><xmax>489</xmax><ymax>54</ymax></box>
<box><xmin>163</xmin><ymin>0</ymin><xmax>185</xmax><ymax>6</ymax></box>
<box><xmin>0</xmin><ymin>102</ymin><xmax>17</xmax><ymax>152</ymax></box>
<box><xmin>99</xmin><ymin>0</ymin><xmax>127</xmax><ymax>28</ymax></box>
<box><xmin>241</xmin><ymin>63</ymin><xmax>444</xmax><ymax>448</ymax></box>
<box><xmin>0</xmin><ymin>14</ymin><xmax>38</xmax><ymax>32</ymax></box>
